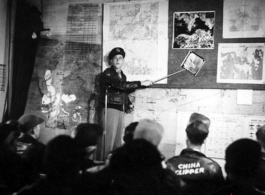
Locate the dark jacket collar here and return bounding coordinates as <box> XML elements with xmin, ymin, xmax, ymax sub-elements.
<box><xmin>109</xmin><ymin>65</ymin><xmax>126</xmax><ymax>79</ymax></box>
<box><xmin>180</xmin><ymin>148</ymin><xmax>206</xmax><ymax>158</ymax></box>
<box><xmin>110</xmin><ymin>65</ymin><xmax>123</xmax><ymax>74</ymax></box>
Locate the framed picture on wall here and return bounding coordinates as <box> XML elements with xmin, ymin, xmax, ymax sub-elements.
<box><xmin>172</xmin><ymin>11</ymin><xmax>215</xmax><ymax>49</ymax></box>
<box><xmin>180</xmin><ymin>51</ymin><xmax>205</xmax><ymax>76</ymax></box>
<box><xmin>223</xmin><ymin>0</ymin><xmax>265</xmax><ymax>38</ymax></box>
<box><xmin>217</xmin><ymin>43</ymin><xmax>265</xmax><ymax>84</ymax></box>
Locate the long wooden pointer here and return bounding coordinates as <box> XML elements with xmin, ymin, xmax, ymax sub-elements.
<box><xmin>153</xmin><ymin>69</ymin><xmax>186</xmax><ymax>83</ymax></box>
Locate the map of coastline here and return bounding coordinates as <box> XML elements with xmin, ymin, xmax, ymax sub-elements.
<box><xmin>218</xmin><ymin>43</ymin><xmax>264</xmax><ymax>84</ymax></box>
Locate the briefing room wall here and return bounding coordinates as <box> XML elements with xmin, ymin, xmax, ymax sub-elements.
<box><xmin>22</xmin><ymin>0</ymin><xmax>265</xmax><ymax>164</ymax></box>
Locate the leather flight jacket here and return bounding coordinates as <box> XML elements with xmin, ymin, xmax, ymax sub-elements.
<box><xmin>100</xmin><ymin>66</ymin><xmax>141</xmax><ymax>112</ymax></box>
<box><xmin>166</xmin><ymin>148</ymin><xmax>224</xmax><ymax>195</ymax></box>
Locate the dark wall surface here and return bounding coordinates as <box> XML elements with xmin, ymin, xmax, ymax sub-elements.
<box><xmin>153</xmin><ymin>0</ymin><xmax>265</xmax><ymax>89</ymax></box>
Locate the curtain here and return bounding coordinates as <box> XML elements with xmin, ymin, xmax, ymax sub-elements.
<box><xmin>5</xmin><ymin>0</ymin><xmax>43</xmax><ymax>120</ymax></box>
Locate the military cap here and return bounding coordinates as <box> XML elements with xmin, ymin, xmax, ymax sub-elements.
<box><xmin>108</xmin><ymin>47</ymin><xmax>125</xmax><ymax>60</ymax></box>
<box><xmin>134</xmin><ymin>119</ymin><xmax>164</xmax><ymax>146</ymax></box>
<box><xmin>18</xmin><ymin>113</ymin><xmax>45</xmax><ymax>133</ymax></box>
<box><xmin>188</xmin><ymin>112</ymin><xmax>211</xmax><ymax>128</ymax></box>
<box><xmin>186</xmin><ymin>120</ymin><xmax>209</xmax><ymax>135</ymax></box>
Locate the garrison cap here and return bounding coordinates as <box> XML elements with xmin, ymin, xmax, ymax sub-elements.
<box><xmin>186</xmin><ymin>120</ymin><xmax>209</xmax><ymax>136</ymax></box>
<box><xmin>188</xmin><ymin>112</ymin><xmax>211</xmax><ymax>128</ymax></box>
<box><xmin>108</xmin><ymin>47</ymin><xmax>125</xmax><ymax>60</ymax></box>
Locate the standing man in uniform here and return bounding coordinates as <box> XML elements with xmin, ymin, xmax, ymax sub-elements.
<box><xmin>100</xmin><ymin>47</ymin><xmax>153</xmax><ymax>159</ymax></box>
<box><xmin>166</xmin><ymin>113</ymin><xmax>224</xmax><ymax>195</ymax></box>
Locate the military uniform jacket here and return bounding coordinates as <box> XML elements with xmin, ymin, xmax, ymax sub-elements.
<box><xmin>100</xmin><ymin>66</ymin><xmax>141</xmax><ymax>112</ymax></box>
<box><xmin>166</xmin><ymin>148</ymin><xmax>224</xmax><ymax>195</ymax></box>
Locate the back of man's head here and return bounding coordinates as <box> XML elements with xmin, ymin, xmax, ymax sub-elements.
<box><xmin>44</xmin><ymin>135</ymin><xmax>80</xmax><ymax>179</ymax></box>
<box><xmin>110</xmin><ymin>139</ymin><xmax>163</xmax><ymax>172</ymax></box>
<box><xmin>133</xmin><ymin>119</ymin><xmax>164</xmax><ymax>146</ymax></box>
<box><xmin>225</xmin><ymin>138</ymin><xmax>261</xmax><ymax>179</ymax></box>
<box><xmin>123</xmin><ymin>122</ymin><xmax>138</xmax><ymax>144</ymax></box>
<box><xmin>186</xmin><ymin>120</ymin><xmax>209</xmax><ymax>145</ymax></box>
<box><xmin>74</xmin><ymin>123</ymin><xmax>103</xmax><ymax>149</ymax></box>
<box><xmin>109</xmin><ymin>139</ymin><xmax>164</xmax><ymax>194</ymax></box>
<box><xmin>256</xmin><ymin>124</ymin><xmax>265</xmax><ymax>149</ymax></box>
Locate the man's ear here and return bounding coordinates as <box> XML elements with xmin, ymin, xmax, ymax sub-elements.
<box><xmin>186</xmin><ymin>136</ymin><xmax>189</xmax><ymax>146</ymax></box>
<box><xmin>109</xmin><ymin>59</ymin><xmax>113</xmax><ymax>66</ymax></box>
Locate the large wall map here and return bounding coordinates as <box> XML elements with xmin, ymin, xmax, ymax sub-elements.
<box><xmin>103</xmin><ymin>0</ymin><xmax>169</xmax><ymax>84</ymax></box>
<box><xmin>25</xmin><ymin>38</ymin><xmax>101</xmax><ymax>130</ymax></box>
<box><xmin>25</xmin><ymin>3</ymin><xmax>102</xmax><ymax>132</ymax></box>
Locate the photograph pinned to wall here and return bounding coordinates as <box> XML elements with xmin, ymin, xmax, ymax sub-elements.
<box><xmin>217</xmin><ymin>43</ymin><xmax>265</xmax><ymax>84</ymax></box>
<box><xmin>180</xmin><ymin>51</ymin><xmax>205</xmax><ymax>76</ymax></box>
<box><xmin>172</xmin><ymin>11</ymin><xmax>215</xmax><ymax>49</ymax></box>
<box><xmin>223</xmin><ymin>0</ymin><xmax>265</xmax><ymax>38</ymax></box>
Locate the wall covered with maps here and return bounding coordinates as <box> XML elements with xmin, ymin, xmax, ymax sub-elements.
<box><xmin>23</xmin><ymin>0</ymin><xmax>265</xmax><ymax>164</ymax></box>
<box><xmin>166</xmin><ymin>0</ymin><xmax>265</xmax><ymax>90</ymax></box>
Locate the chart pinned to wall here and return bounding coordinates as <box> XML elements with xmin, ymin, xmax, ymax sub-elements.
<box><xmin>244</xmin><ymin>116</ymin><xmax>265</xmax><ymax>139</ymax></box>
<box><xmin>205</xmin><ymin>114</ymin><xmax>244</xmax><ymax>159</ymax></box>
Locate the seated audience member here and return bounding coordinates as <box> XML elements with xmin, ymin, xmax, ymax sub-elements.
<box><xmin>109</xmin><ymin>139</ymin><xmax>179</xmax><ymax>195</ymax></box>
<box><xmin>255</xmin><ymin>125</ymin><xmax>265</xmax><ymax>191</ymax></box>
<box><xmin>17</xmin><ymin>113</ymin><xmax>46</xmax><ymax>174</ymax></box>
<box><xmin>18</xmin><ymin>113</ymin><xmax>45</xmax><ymax>146</ymax></box>
<box><xmin>224</xmin><ymin>138</ymin><xmax>262</xmax><ymax>195</ymax></box>
<box><xmin>166</xmin><ymin>113</ymin><xmax>224</xmax><ymax>195</ymax></box>
<box><xmin>102</xmin><ymin>121</ymin><xmax>140</xmax><ymax>166</ymax></box>
<box><xmin>123</xmin><ymin>121</ymin><xmax>138</xmax><ymax>145</ymax></box>
<box><xmin>79</xmin><ymin>120</ymin><xmax>168</xmax><ymax>195</ymax></box>
<box><xmin>73</xmin><ymin>123</ymin><xmax>104</xmax><ymax>173</ymax></box>
<box><xmin>17</xmin><ymin>135</ymin><xmax>83</xmax><ymax>195</ymax></box>
<box><xmin>133</xmin><ymin>119</ymin><xmax>164</xmax><ymax>147</ymax></box>
<box><xmin>0</xmin><ymin>122</ymin><xmax>35</xmax><ymax>194</ymax></box>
